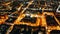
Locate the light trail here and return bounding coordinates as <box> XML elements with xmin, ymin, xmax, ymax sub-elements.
<box><xmin>53</xmin><ymin>14</ymin><xmax>60</xmax><ymax>25</ymax></box>
<box><xmin>6</xmin><ymin>25</ymin><xmax>14</xmax><ymax>34</ymax></box>
<box><xmin>6</xmin><ymin>0</ymin><xmax>34</xmax><ymax>34</ymax></box>
<box><xmin>6</xmin><ymin>4</ymin><xmax>23</xmax><ymax>34</ymax></box>
<box><xmin>0</xmin><ymin>0</ymin><xmax>60</xmax><ymax>34</ymax></box>
<box><xmin>10</xmin><ymin>4</ymin><xmax>23</xmax><ymax>15</ymax></box>
<box><xmin>14</xmin><ymin>0</ymin><xmax>34</xmax><ymax>24</ymax></box>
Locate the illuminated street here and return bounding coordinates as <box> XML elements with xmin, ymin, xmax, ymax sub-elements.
<box><xmin>0</xmin><ymin>0</ymin><xmax>60</xmax><ymax>34</ymax></box>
